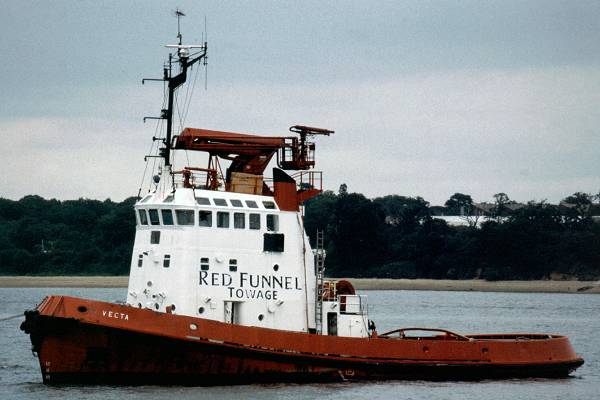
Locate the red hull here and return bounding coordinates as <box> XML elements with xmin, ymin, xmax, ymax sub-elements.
<box><xmin>21</xmin><ymin>296</ymin><xmax>583</xmax><ymax>385</ymax></box>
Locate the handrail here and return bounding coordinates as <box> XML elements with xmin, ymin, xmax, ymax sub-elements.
<box><xmin>378</xmin><ymin>327</ymin><xmax>472</xmax><ymax>341</ymax></box>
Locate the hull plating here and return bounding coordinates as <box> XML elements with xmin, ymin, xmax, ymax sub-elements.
<box><xmin>22</xmin><ymin>296</ymin><xmax>583</xmax><ymax>385</ymax></box>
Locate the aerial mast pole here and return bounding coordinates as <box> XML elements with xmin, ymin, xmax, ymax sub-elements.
<box><xmin>145</xmin><ymin>9</ymin><xmax>208</xmax><ymax>169</ymax></box>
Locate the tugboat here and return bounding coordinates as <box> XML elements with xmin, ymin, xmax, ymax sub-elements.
<box><xmin>21</xmin><ymin>17</ymin><xmax>583</xmax><ymax>385</ymax></box>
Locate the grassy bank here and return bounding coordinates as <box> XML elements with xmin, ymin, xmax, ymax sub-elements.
<box><xmin>1</xmin><ymin>276</ymin><xmax>599</xmax><ymax>293</ymax></box>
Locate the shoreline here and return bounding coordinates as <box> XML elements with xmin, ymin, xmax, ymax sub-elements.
<box><xmin>344</xmin><ymin>278</ymin><xmax>600</xmax><ymax>294</ymax></box>
<box><xmin>0</xmin><ymin>276</ymin><xmax>598</xmax><ymax>293</ymax></box>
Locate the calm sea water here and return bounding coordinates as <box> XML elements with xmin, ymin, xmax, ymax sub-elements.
<box><xmin>1</xmin><ymin>288</ymin><xmax>598</xmax><ymax>400</ymax></box>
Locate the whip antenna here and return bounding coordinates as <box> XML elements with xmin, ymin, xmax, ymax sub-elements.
<box><xmin>174</xmin><ymin>8</ymin><xmax>186</xmax><ymax>45</ymax></box>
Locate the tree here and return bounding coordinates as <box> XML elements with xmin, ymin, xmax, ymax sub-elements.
<box><xmin>561</xmin><ymin>192</ymin><xmax>593</xmax><ymax>226</ymax></box>
<box><xmin>444</xmin><ymin>193</ymin><xmax>473</xmax><ymax>216</ymax></box>
<box><xmin>373</xmin><ymin>195</ymin><xmax>430</xmax><ymax>231</ymax></box>
<box><xmin>491</xmin><ymin>192</ymin><xmax>510</xmax><ymax>222</ymax></box>
<box><xmin>304</xmin><ymin>190</ymin><xmax>337</xmax><ymax>246</ymax></box>
<box><xmin>327</xmin><ymin>193</ymin><xmax>386</xmax><ymax>277</ymax></box>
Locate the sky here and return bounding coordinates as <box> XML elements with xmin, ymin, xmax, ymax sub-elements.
<box><xmin>1</xmin><ymin>0</ymin><xmax>599</xmax><ymax>205</ymax></box>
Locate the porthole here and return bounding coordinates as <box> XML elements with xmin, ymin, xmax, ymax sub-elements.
<box><xmin>190</xmin><ymin>323</ymin><xmax>198</xmax><ymax>330</ymax></box>
<box><xmin>258</xmin><ymin>314</ymin><xmax>264</xmax><ymax>321</ymax></box>
<box><xmin>77</xmin><ymin>306</ymin><xmax>87</xmax><ymax>313</ymax></box>
<box><xmin>154</xmin><ymin>303</ymin><xmax>159</xmax><ymax>310</ymax></box>
<box><xmin>137</xmin><ymin>303</ymin><xmax>142</xmax><ymax>308</ymax></box>
<box><xmin>273</xmin><ymin>264</ymin><xmax>279</xmax><ymax>271</ymax></box>
<box><xmin>147</xmin><ymin>281</ymin><xmax>153</xmax><ymax>287</ymax></box>
<box><xmin>198</xmin><ymin>307</ymin><xmax>205</xmax><ymax>314</ymax></box>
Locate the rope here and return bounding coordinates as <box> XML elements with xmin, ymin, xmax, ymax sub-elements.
<box><xmin>0</xmin><ymin>313</ymin><xmax>23</xmax><ymax>322</ymax></box>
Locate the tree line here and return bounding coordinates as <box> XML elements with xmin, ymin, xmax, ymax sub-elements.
<box><xmin>0</xmin><ymin>191</ymin><xmax>599</xmax><ymax>280</ymax></box>
<box><xmin>0</xmin><ymin>196</ymin><xmax>136</xmax><ymax>275</ymax></box>
<box><xmin>304</xmin><ymin>187</ymin><xmax>600</xmax><ymax>280</ymax></box>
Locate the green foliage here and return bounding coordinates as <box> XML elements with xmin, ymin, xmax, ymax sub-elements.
<box><xmin>1</xmin><ymin>191</ymin><xmax>599</xmax><ymax>280</ymax></box>
<box><xmin>444</xmin><ymin>193</ymin><xmax>473</xmax><ymax>215</ymax></box>
<box><xmin>306</xmin><ymin>192</ymin><xmax>600</xmax><ymax>281</ymax></box>
<box><xmin>0</xmin><ymin>196</ymin><xmax>136</xmax><ymax>275</ymax></box>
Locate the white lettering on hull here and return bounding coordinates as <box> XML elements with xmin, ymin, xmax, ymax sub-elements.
<box><xmin>102</xmin><ymin>310</ymin><xmax>129</xmax><ymax>320</ymax></box>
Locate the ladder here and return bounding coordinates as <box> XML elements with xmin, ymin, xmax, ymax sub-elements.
<box><xmin>314</xmin><ymin>230</ymin><xmax>326</xmax><ymax>334</ymax></box>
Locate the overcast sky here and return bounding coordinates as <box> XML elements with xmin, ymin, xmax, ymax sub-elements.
<box><xmin>1</xmin><ymin>1</ymin><xmax>599</xmax><ymax>205</ymax></box>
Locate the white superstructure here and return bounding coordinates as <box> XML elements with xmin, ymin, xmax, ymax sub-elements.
<box><xmin>126</xmin><ymin>187</ymin><xmax>317</xmax><ymax>333</ymax></box>
<box><xmin>127</xmin><ymin>24</ymin><xmax>370</xmax><ymax>337</ymax></box>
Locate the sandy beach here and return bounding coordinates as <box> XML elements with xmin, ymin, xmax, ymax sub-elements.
<box><xmin>0</xmin><ymin>276</ymin><xmax>598</xmax><ymax>293</ymax></box>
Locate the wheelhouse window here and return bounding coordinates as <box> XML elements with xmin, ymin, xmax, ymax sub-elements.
<box><xmin>195</xmin><ymin>197</ymin><xmax>211</xmax><ymax>205</ymax></box>
<box><xmin>150</xmin><ymin>231</ymin><xmax>160</xmax><ymax>244</ymax></box>
<box><xmin>149</xmin><ymin>209</ymin><xmax>160</xmax><ymax>225</ymax></box>
<box><xmin>175</xmin><ymin>210</ymin><xmax>195</xmax><ymax>225</ymax></box>
<box><xmin>249</xmin><ymin>213</ymin><xmax>261</xmax><ymax>230</ymax></box>
<box><xmin>213</xmin><ymin>198</ymin><xmax>228</xmax><ymax>206</ymax></box>
<box><xmin>234</xmin><ymin>212</ymin><xmax>245</xmax><ymax>229</ymax></box>
<box><xmin>138</xmin><ymin>209</ymin><xmax>148</xmax><ymax>225</ymax></box>
<box><xmin>230</xmin><ymin>199</ymin><xmax>243</xmax><ymax>207</ymax></box>
<box><xmin>267</xmin><ymin>214</ymin><xmax>279</xmax><ymax>231</ymax></box>
<box><xmin>262</xmin><ymin>201</ymin><xmax>277</xmax><ymax>209</ymax></box>
<box><xmin>245</xmin><ymin>200</ymin><xmax>259</xmax><ymax>208</ymax></box>
<box><xmin>200</xmin><ymin>257</ymin><xmax>209</xmax><ymax>271</ymax></box>
<box><xmin>264</xmin><ymin>233</ymin><xmax>284</xmax><ymax>252</ymax></box>
<box><xmin>217</xmin><ymin>212</ymin><xmax>230</xmax><ymax>228</ymax></box>
<box><xmin>163</xmin><ymin>254</ymin><xmax>171</xmax><ymax>268</ymax></box>
<box><xmin>199</xmin><ymin>210</ymin><xmax>212</xmax><ymax>227</ymax></box>
<box><xmin>161</xmin><ymin>209</ymin><xmax>174</xmax><ymax>225</ymax></box>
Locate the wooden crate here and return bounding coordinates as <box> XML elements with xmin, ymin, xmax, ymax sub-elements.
<box><xmin>230</xmin><ymin>173</ymin><xmax>263</xmax><ymax>194</ymax></box>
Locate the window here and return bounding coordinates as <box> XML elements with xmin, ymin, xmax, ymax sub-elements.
<box><xmin>217</xmin><ymin>212</ymin><xmax>230</xmax><ymax>228</ymax></box>
<box><xmin>161</xmin><ymin>209</ymin><xmax>174</xmax><ymax>225</ymax></box>
<box><xmin>163</xmin><ymin>254</ymin><xmax>171</xmax><ymax>268</ymax></box>
<box><xmin>138</xmin><ymin>254</ymin><xmax>143</xmax><ymax>268</ymax></box>
<box><xmin>199</xmin><ymin>210</ymin><xmax>212</xmax><ymax>227</ymax></box>
<box><xmin>213</xmin><ymin>198</ymin><xmax>228</xmax><ymax>206</ymax></box>
<box><xmin>263</xmin><ymin>201</ymin><xmax>277</xmax><ymax>209</ymax></box>
<box><xmin>176</xmin><ymin>210</ymin><xmax>194</xmax><ymax>225</ymax></box>
<box><xmin>234</xmin><ymin>213</ymin><xmax>245</xmax><ymax>229</ymax></box>
<box><xmin>151</xmin><ymin>231</ymin><xmax>161</xmax><ymax>244</ymax></box>
<box><xmin>229</xmin><ymin>259</ymin><xmax>237</xmax><ymax>272</ymax></box>
<box><xmin>267</xmin><ymin>214</ymin><xmax>279</xmax><ymax>231</ymax></box>
<box><xmin>163</xmin><ymin>195</ymin><xmax>174</xmax><ymax>203</ymax></box>
<box><xmin>264</xmin><ymin>233</ymin><xmax>284</xmax><ymax>252</ymax></box>
<box><xmin>195</xmin><ymin>197</ymin><xmax>211</xmax><ymax>205</ymax></box>
<box><xmin>245</xmin><ymin>200</ymin><xmax>259</xmax><ymax>208</ymax></box>
<box><xmin>249</xmin><ymin>213</ymin><xmax>261</xmax><ymax>230</ymax></box>
<box><xmin>230</xmin><ymin>199</ymin><xmax>243</xmax><ymax>207</ymax></box>
<box><xmin>200</xmin><ymin>257</ymin><xmax>209</xmax><ymax>270</ymax></box>
<box><xmin>138</xmin><ymin>209</ymin><xmax>148</xmax><ymax>225</ymax></box>
<box><xmin>149</xmin><ymin>209</ymin><xmax>160</xmax><ymax>225</ymax></box>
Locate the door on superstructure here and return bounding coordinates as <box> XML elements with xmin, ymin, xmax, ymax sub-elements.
<box><xmin>224</xmin><ymin>301</ymin><xmax>241</xmax><ymax>324</ymax></box>
<box><xmin>224</xmin><ymin>301</ymin><xmax>234</xmax><ymax>323</ymax></box>
<box><xmin>327</xmin><ymin>312</ymin><xmax>338</xmax><ymax>336</ymax></box>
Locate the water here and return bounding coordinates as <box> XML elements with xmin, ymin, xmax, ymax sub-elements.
<box><xmin>1</xmin><ymin>288</ymin><xmax>598</xmax><ymax>399</ymax></box>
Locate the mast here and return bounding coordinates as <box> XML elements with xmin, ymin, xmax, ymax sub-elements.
<box><xmin>143</xmin><ymin>10</ymin><xmax>208</xmax><ymax>168</ymax></box>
